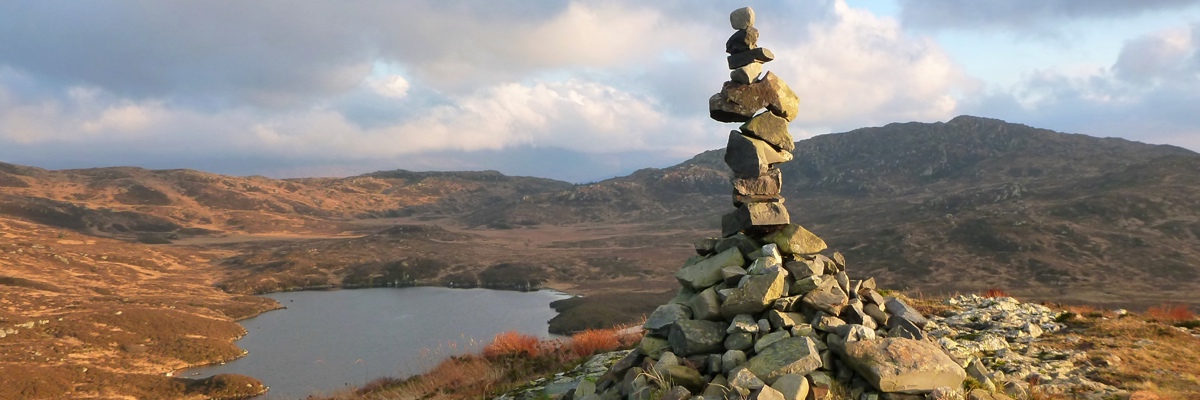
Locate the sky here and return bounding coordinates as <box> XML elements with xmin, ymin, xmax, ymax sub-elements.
<box><xmin>1</xmin><ymin>1</ymin><xmax>1198</xmax><ymax>182</ymax></box>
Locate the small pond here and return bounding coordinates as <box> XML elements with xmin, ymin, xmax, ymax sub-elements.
<box><xmin>185</xmin><ymin>287</ymin><xmax>569</xmax><ymax>399</ymax></box>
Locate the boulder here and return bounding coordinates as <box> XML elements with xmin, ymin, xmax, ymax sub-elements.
<box><xmin>694</xmin><ymin>237</ymin><xmax>718</xmax><ymax>255</ymax></box>
<box><xmin>740</xmin><ymin>111</ymin><xmax>795</xmax><ymax>152</ymax></box>
<box><xmin>710</xmin><ymin>73</ymin><xmax>796</xmax><ymax>123</ymax></box>
<box><xmin>725</xmin><ymin>331</ymin><xmax>754</xmax><ymax>351</ymax></box>
<box><xmin>730</xmin><ymin>365</ymin><xmax>766</xmax><ymax>392</ymax></box>
<box><xmin>767</xmin><ymin>310</ymin><xmax>805</xmax><ymax>330</ymax></box>
<box><xmin>753</xmin><ymin>384</ymin><xmax>786</xmax><ymax>400</ymax></box>
<box><xmin>644</xmin><ymin>303</ymin><xmax>693</xmax><ymax>335</ymax></box>
<box><xmin>725</xmin><ymin>131</ymin><xmax>794</xmax><ymax>178</ymax></box>
<box><xmin>773</xmin><ymin>295</ymin><xmax>802</xmax><ymax>312</ymax></box>
<box><xmin>675</xmin><ymin>247</ymin><xmax>745</xmax><ymax>291</ymax></box>
<box><xmin>715</xmin><ymin>233</ymin><xmax>761</xmax><ymax>256</ymax></box>
<box><xmin>664</xmin><ymin>365</ymin><xmax>707</xmax><ymax>393</ymax></box>
<box><xmin>639</xmin><ymin>335</ymin><xmax>671</xmax><ymax>359</ymax></box>
<box><xmin>728</xmin><ymin>314</ymin><xmax>760</xmax><ymax>334</ymax></box>
<box><xmin>733</xmin><ymin>167</ymin><xmax>782</xmax><ymax>196</ymax></box>
<box><xmin>758</xmin><ymin>72</ymin><xmax>800</xmax><ymax>122</ymax></box>
<box><xmin>764</xmin><ymin>224</ymin><xmax>827</xmax><ymax>255</ymax></box>
<box><xmin>887</xmin><ymin>316</ymin><xmax>925</xmax><ymax>340</ymax></box>
<box><xmin>863</xmin><ymin>302</ymin><xmax>889</xmax><ymax>327</ymax></box>
<box><xmin>754</xmin><ymin>330</ymin><xmax>791</xmax><ymax>353</ymax></box>
<box><xmin>687</xmin><ymin>287</ymin><xmax>722</xmax><ymax>321</ymax></box>
<box><xmin>722</xmin><ymin>350</ymin><xmax>747</xmax><ymax>375</ymax></box>
<box><xmin>722</xmin><ymin>203</ymin><xmax>791</xmax><ymax>237</ymax></box>
<box><xmin>728</xmin><ymin>47</ymin><xmax>776</xmax><ymax>69</ymax></box>
<box><xmin>802</xmin><ymin>278</ymin><xmax>849</xmax><ymax>316</ymax></box>
<box><xmin>730</xmin><ymin>6</ymin><xmax>755</xmax><ymax>30</ymax></box>
<box><xmin>744</xmin><ymin>337</ymin><xmax>822</xmax><ymax>384</ymax></box>
<box><xmin>813</xmin><ymin>312</ymin><xmax>846</xmax><ymax>332</ymax></box>
<box><xmin>668</xmin><ymin>320</ymin><xmax>727</xmax><ymax>356</ymax></box>
<box><xmin>772</xmin><ymin>374</ymin><xmax>810</xmax><ymax>400</ymax></box>
<box><xmin>721</xmin><ymin>270</ymin><xmax>788</xmax><ymax>319</ymax></box>
<box><xmin>884</xmin><ymin>297</ymin><xmax>929</xmax><ymax>329</ymax></box>
<box><xmin>841</xmin><ymin>338</ymin><xmax>967</xmax><ymax>394</ymax></box>
<box><xmin>721</xmin><ymin>266</ymin><xmax>748</xmax><ymax>286</ymax></box>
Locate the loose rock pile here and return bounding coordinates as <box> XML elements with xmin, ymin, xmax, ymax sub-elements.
<box><xmin>578</xmin><ymin>7</ymin><xmax>974</xmax><ymax>400</ymax></box>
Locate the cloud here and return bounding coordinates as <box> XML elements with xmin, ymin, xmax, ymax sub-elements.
<box><xmin>898</xmin><ymin>0</ymin><xmax>1200</xmax><ymax>31</ymax></box>
<box><xmin>959</xmin><ymin>24</ymin><xmax>1200</xmax><ymax>149</ymax></box>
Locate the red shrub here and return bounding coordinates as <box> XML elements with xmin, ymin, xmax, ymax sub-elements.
<box><xmin>569</xmin><ymin>329</ymin><xmax>620</xmax><ymax>357</ymax></box>
<box><xmin>1146</xmin><ymin>303</ymin><xmax>1195</xmax><ymax>322</ymax></box>
<box><xmin>483</xmin><ymin>331</ymin><xmax>541</xmax><ymax>358</ymax></box>
<box><xmin>983</xmin><ymin>288</ymin><xmax>1010</xmax><ymax>298</ymax></box>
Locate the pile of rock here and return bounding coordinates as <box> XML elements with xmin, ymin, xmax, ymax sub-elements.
<box><xmin>576</xmin><ymin>7</ymin><xmax>978</xmax><ymax>400</ymax></box>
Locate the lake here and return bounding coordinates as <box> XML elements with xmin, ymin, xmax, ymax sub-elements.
<box><xmin>184</xmin><ymin>287</ymin><xmax>570</xmax><ymax>399</ymax></box>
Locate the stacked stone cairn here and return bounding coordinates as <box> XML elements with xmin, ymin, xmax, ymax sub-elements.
<box><xmin>587</xmin><ymin>7</ymin><xmax>977</xmax><ymax>400</ymax></box>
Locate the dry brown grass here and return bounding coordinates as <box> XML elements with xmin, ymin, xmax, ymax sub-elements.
<box><xmin>1146</xmin><ymin>303</ymin><xmax>1196</xmax><ymax>323</ymax></box>
<box><xmin>983</xmin><ymin>287</ymin><xmax>1010</xmax><ymax>298</ymax></box>
<box><xmin>482</xmin><ymin>331</ymin><xmax>543</xmax><ymax>358</ymax></box>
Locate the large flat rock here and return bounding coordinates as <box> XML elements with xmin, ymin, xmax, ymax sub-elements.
<box><xmin>840</xmin><ymin>338</ymin><xmax>967</xmax><ymax>394</ymax></box>
<box><xmin>675</xmin><ymin>247</ymin><xmax>745</xmax><ymax>291</ymax></box>
<box><xmin>744</xmin><ymin>337</ymin><xmax>822</xmax><ymax>384</ymax></box>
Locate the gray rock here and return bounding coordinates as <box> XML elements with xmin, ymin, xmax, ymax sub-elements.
<box><xmin>861</xmin><ymin>289</ymin><xmax>886</xmax><ymax>306</ymax></box>
<box><xmin>728</xmin><ymin>47</ymin><xmax>776</xmax><ymax>69</ymax></box>
<box><xmin>576</xmin><ymin>379</ymin><xmax>597</xmax><ymax>397</ymax></box>
<box><xmin>707</xmin><ymin>354</ymin><xmax>723</xmax><ymax>375</ymax></box>
<box><xmin>863</xmin><ymin>303</ymin><xmax>889</xmax><ymax>327</ymax></box>
<box><xmin>771</xmin><ymin>373</ymin><xmax>809</xmax><ymax>400</ymax></box>
<box><xmin>772</xmin><ymin>295</ymin><xmax>802</xmax><ymax>312</ymax></box>
<box><xmin>653</xmin><ymin>351</ymin><xmax>681</xmax><ymax>374</ymax></box>
<box><xmin>758</xmin><ymin>72</ymin><xmax>800</xmax><ymax>122</ymax></box>
<box><xmin>728</xmin><ymin>314</ymin><xmax>760</xmax><ymax>334</ymax></box>
<box><xmin>725</xmin><ymin>331</ymin><xmax>754</xmax><ymax>351</ymax></box>
<box><xmin>767</xmin><ymin>310</ymin><xmax>805</xmax><ymax>330</ymax></box>
<box><xmin>727</xmin><ymin>27</ymin><xmax>759</xmax><ymax>54</ymax></box>
<box><xmin>965</xmin><ymin>357</ymin><xmax>997</xmax><ymax>392</ymax></box>
<box><xmin>754</xmin><ymin>330</ymin><xmax>792</xmax><ymax>353</ymax></box>
<box><xmin>669</xmin><ymin>320</ymin><xmax>728</xmax><ymax>356</ymax></box>
<box><xmin>834</xmin><ymin>271</ymin><xmax>849</xmax><ymax>294</ymax></box>
<box><xmin>640</xmin><ymin>335</ymin><xmax>671</xmax><ymax>359</ymax></box>
<box><xmin>730</xmin><ymin>365</ymin><xmax>766</xmax><ymax>392</ymax></box>
<box><xmin>722</xmin><ymin>350</ymin><xmax>747</xmax><ymax>375</ymax></box>
<box><xmin>745</xmin><ymin>337</ymin><xmax>822</xmax><ymax>384</ymax></box>
<box><xmin>789</xmin><ymin>275</ymin><xmax>823</xmax><ymax>296</ymax></box>
<box><xmin>740</xmin><ymin>112</ymin><xmax>795</xmax><ymax>152</ymax></box>
<box><xmin>709</xmin><ymin>72</ymin><xmax>797</xmax><ymax>123</ymax></box>
<box><xmin>753</xmin><ymin>384</ymin><xmax>785</xmax><ymax>400</ymax></box>
<box><xmin>1001</xmin><ymin>381</ymin><xmax>1029</xmax><ymax>399</ymax></box>
<box><xmin>721</xmin><ymin>270</ymin><xmax>788</xmax><ymax>319</ymax></box>
<box><xmin>813</xmin><ymin>312</ymin><xmax>846</xmax><ymax>332</ymax></box>
<box><xmin>843</xmin><ymin>299</ymin><xmax>878</xmax><ymax>330</ymax></box>
<box><xmin>733</xmin><ymin>167</ymin><xmax>782</xmax><ymax>196</ymax></box>
<box><xmin>833</xmin><ymin>324</ymin><xmax>876</xmax><ymax>342</ymax></box>
<box><xmin>730</xmin><ymin>6</ymin><xmax>755</xmax><ymax>30</ymax></box>
<box><xmin>644</xmin><ymin>304</ymin><xmax>693</xmax><ymax>335</ymax></box>
<box><xmin>664</xmin><ymin>365</ymin><xmax>706</xmax><ymax>393</ymax></box>
<box><xmin>802</xmin><ymin>278</ymin><xmax>849</xmax><ymax>316</ymax></box>
<box><xmin>621</xmin><ymin>367</ymin><xmax>645</xmax><ymax>396</ymax></box>
<box><xmin>731</xmin><ymin>60</ymin><xmax>763</xmax><ymax>84</ymax></box>
<box><xmin>886</xmin><ymin>314</ymin><xmax>925</xmax><ymax>340</ymax></box>
<box><xmin>764</xmin><ymin>223</ymin><xmax>827</xmax><ymax>255</ymax></box>
<box><xmin>675</xmin><ymin>247</ymin><xmax>745</xmax><ymax>291</ymax></box>
<box><xmin>669</xmin><ymin>286</ymin><xmax>697</xmax><ymax>306</ymax></box>
<box><xmin>693</xmin><ymin>237</ymin><xmax>718</xmax><ymax>256</ymax></box>
<box><xmin>968</xmin><ymin>389</ymin><xmax>1015</xmax><ymax>400</ymax></box>
<box><xmin>725</xmin><ymin>131</ymin><xmax>793</xmax><ymax>178</ymax></box>
<box><xmin>884</xmin><ymin>297</ymin><xmax>929</xmax><ymax>329</ymax></box>
<box><xmin>808</xmin><ymin>371</ymin><xmax>834</xmax><ymax>398</ymax></box>
<box><xmin>687</xmin><ymin>287</ymin><xmax>723</xmax><ymax>321</ymax></box>
<box><xmin>714</xmin><ymin>233</ymin><xmax>760</xmax><ymax>256</ymax></box>
<box><xmin>703</xmin><ymin>374</ymin><xmax>733</xmax><ymax>399</ymax></box>
<box><xmin>790</xmin><ymin>323</ymin><xmax>814</xmax><ymax>338</ymax></box>
<box><xmin>721</xmin><ymin>266</ymin><xmax>748</xmax><ymax>287</ymax></box>
<box><xmin>841</xmin><ymin>338</ymin><xmax>967</xmax><ymax>394</ymax></box>
<box><xmin>757</xmin><ymin>319</ymin><xmax>772</xmax><ymax>333</ymax></box>
<box><xmin>659</xmin><ymin>385</ymin><xmax>692</xmax><ymax>400</ymax></box>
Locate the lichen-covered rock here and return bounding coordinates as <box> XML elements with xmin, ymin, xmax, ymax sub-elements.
<box><xmin>668</xmin><ymin>320</ymin><xmax>727</xmax><ymax>356</ymax></box>
<box><xmin>721</xmin><ymin>270</ymin><xmax>787</xmax><ymax>319</ymax></box>
<box><xmin>841</xmin><ymin>338</ymin><xmax>967</xmax><ymax>394</ymax></box>
<box><xmin>663</xmin><ymin>365</ymin><xmax>706</xmax><ymax>393</ymax></box>
<box><xmin>740</xmin><ymin>111</ymin><xmax>795</xmax><ymax>152</ymax></box>
<box><xmin>644</xmin><ymin>303</ymin><xmax>692</xmax><ymax>335</ymax></box>
<box><xmin>744</xmin><ymin>337</ymin><xmax>822</xmax><ymax>384</ymax></box>
<box><xmin>764</xmin><ymin>224</ymin><xmax>827</xmax><ymax>255</ymax></box>
<box><xmin>725</xmin><ymin>131</ymin><xmax>794</xmax><ymax>178</ymax></box>
<box><xmin>675</xmin><ymin>247</ymin><xmax>745</xmax><ymax>291</ymax></box>
<box><xmin>802</xmin><ymin>278</ymin><xmax>849</xmax><ymax>316</ymax></box>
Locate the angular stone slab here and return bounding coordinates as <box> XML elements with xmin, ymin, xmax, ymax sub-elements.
<box><xmin>726</xmin><ymin>27</ymin><xmax>759</xmax><ymax>54</ymax></box>
<box><xmin>728</xmin><ymin>47</ymin><xmax>775</xmax><ymax>69</ymax></box>
<box><xmin>740</xmin><ymin>112</ymin><xmax>795</xmax><ymax>152</ymax></box>
<box><xmin>675</xmin><ymin>247</ymin><xmax>745</xmax><ymax>291</ymax></box>
<box><xmin>733</xmin><ymin>167</ymin><xmax>782</xmax><ymax>196</ymax></box>
<box><xmin>764</xmin><ymin>223</ymin><xmax>827</xmax><ymax>255</ymax></box>
<box><xmin>744</xmin><ymin>337</ymin><xmax>822</xmax><ymax>384</ymax></box>
<box><xmin>664</xmin><ymin>365</ymin><xmax>706</xmax><ymax>393</ymax></box>
<box><xmin>802</xmin><ymin>278</ymin><xmax>849</xmax><ymax>316</ymax></box>
<box><xmin>722</xmin><ymin>202</ymin><xmax>790</xmax><ymax>237</ymax></box>
<box><xmin>644</xmin><ymin>303</ymin><xmax>693</xmax><ymax>335</ymax></box>
<box><xmin>725</xmin><ymin>131</ymin><xmax>793</xmax><ymax>178</ymax></box>
<box><xmin>715</xmin><ymin>233</ymin><xmax>760</xmax><ymax>256</ymax></box>
<box><xmin>687</xmin><ymin>287</ymin><xmax>722</xmax><ymax>321</ymax></box>
<box><xmin>668</xmin><ymin>319</ymin><xmax>727</xmax><ymax>356</ymax></box>
<box><xmin>884</xmin><ymin>297</ymin><xmax>929</xmax><ymax>329</ymax></box>
<box><xmin>731</xmin><ymin>62</ymin><xmax>763</xmax><ymax>84</ymax></box>
<box><xmin>767</xmin><ymin>310</ymin><xmax>804</xmax><ymax>330</ymax></box>
<box><xmin>639</xmin><ymin>335</ymin><xmax>670</xmax><ymax>359</ymax></box>
<box><xmin>759</xmin><ymin>72</ymin><xmax>800</xmax><ymax>122</ymax></box>
<box><xmin>720</xmin><ymin>269</ymin><xmax>787</xmax><ymax>319</ymax></box>
<box><xmin>733</xmin><ymin>191</ymin><xmax>784</xmax><ymax>208</ymax></box>
<box><xmin>772</xmin><ymin>374</ymin><xmax>810</xmax><ymax>400</ymax></box>
<box><xmin>841</xmin><ymin>338</ymin><xmax>967</xmax><ymax>394</ymax></box>
<box><xmin>730</xmin><ymin>6</ymin><xmax>755</xmax><ymax>30</ymax></box>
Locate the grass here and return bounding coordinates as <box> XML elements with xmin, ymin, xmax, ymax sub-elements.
<box><xmin>1146</xmin><ymin>303</ymin><xmax>1195</xmax><ymax>323</ymax></box>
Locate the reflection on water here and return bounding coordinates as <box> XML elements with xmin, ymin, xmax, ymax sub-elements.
<box><xmin>185</xmin><ymin>287</ymin><xmax>569</xmax><ymax>399</ymax></box>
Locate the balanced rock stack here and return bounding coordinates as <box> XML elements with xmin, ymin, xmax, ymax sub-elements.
<box><xmin>710</xmin><ymin>6</ymin><xmax>800</xmax><ymax>238</ymax></box>
<box><xmin>586</xmin><ymin>8</ymin><xmax>974</xmax><ymax>400</ymax></box>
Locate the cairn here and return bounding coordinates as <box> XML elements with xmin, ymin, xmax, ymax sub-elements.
<box><xmin>587</xmin><ymin>7</ymin><xmax>975</xmax><ymax>400</ymax></box>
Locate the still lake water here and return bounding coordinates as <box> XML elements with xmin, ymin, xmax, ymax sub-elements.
<box><xmin>185</xmin><ymin>287</ymin><xmax>570</xmax><ymax>399</ymax></box>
